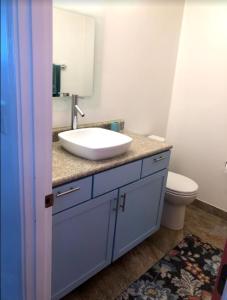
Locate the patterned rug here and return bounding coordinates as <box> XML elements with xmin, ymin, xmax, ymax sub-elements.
<box><xmin>116</xmin><ymin>235</ymin><xmax>222</xmax><ymax>300</ymax></box>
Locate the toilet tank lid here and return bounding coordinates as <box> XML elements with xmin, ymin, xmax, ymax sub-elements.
<box><xmin>167</xmin><ymin>171</ymin><xmax>199</xmax><ymax>194</ymax></box>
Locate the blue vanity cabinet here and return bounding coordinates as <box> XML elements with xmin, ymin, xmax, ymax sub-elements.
<box><xmin>52</xmin><ymin>190</ymin><xmax>118</xmax><ymax>300</ymax></box>
<box><xmin>113</xmin><ymin>169</ymin><xmax>167</xmax><ymax>261</ymax></box>
<box><xmin>52</xmin><ymin>150</ymin><xmax>170</xmax><ymax>298</ymax></box>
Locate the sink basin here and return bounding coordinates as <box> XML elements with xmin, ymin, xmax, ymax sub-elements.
<box><xmin>58</xmin><ymin>128</ymin><xmax>133</xmax><ymax>160</ymax></box>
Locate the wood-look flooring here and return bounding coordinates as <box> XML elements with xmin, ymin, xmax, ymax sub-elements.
<box><xmin>63</xmin><ymin>204</ymin><xmax>227</xmax><ymax>300</ymax></box>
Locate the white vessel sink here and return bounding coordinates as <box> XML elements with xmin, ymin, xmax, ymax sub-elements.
<box><xmin>58</xmin><ymin>128</ymin><xmax>133</xmax><ymax>160</ymax></box>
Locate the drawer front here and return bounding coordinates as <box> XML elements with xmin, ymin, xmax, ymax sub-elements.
<box><xmin>141</xmin><ymin>151</ymin><xmax>170</xmax><ymax>178</ymax></box>
<box><xmin>93</xmin><ymin>160</ymin><xmax>142</xmax><ymax>197</ymax></box>
<box><xmin>53</xmin><ymin>176</ymin><xmax>92</xmax><ymax>214</ymax></box>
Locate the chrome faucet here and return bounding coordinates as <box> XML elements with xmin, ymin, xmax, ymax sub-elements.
<box><xmin>71</xmin><ymin>94</ymin><xmax>85</xmax><ymax>129</ymax></box>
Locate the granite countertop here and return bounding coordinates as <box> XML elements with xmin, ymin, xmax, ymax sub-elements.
<box><xmin>52</xmin><ymin>131</ymin><xmax>172</xmax><ymax>187</ymax></box>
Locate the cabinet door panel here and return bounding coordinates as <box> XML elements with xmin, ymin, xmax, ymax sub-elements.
<box><xmin>52</xmin><ymin>191</ymin><xmax>117</xmax><ymax>300</ymax></box>
<box><xmin>113</xmin><ymin>170</ymin><xmax>167</xmax><ymax>261</ymax></box>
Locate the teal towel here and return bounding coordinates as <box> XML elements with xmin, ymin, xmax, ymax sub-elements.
<box><xmin>52</xmin><ymin>64</ymin><xmax>61</xmax><ymax>97</ymax></box>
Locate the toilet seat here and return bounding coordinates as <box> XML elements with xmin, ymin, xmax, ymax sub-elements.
<box><xmin>166</xmin><ymin>171</ymin><xmax>198</xmax><ymax>195</ymax></box>
<box><xmin>166</xmin><ymin>188</ymin><xmax>197</xmax><ymax>198</ymax></box>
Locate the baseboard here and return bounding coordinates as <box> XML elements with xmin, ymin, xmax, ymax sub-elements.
<box><xmin>192</xmin><ymin>199</ymin><xmax>227</xmax><ymax>220</ymax></box>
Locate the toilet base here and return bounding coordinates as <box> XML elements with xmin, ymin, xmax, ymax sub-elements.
<box><xmin>161</xmin><ymin>201</ymin><xmax>186</xmax><ymax>230</ymax></box>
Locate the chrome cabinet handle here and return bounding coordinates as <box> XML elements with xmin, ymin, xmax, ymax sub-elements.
<box><xmin>154</xmin><ymin>156</ymin><xmax>165</xmax><ymax>162</ymax></box>
<box><xmin>119</xmin><ymin>193</ymin><xmax>126</xmax><ymax>212</ymax></box>
<box><xmin>56</xmin><ymin>187</ymin><xmax>80</xmax><ymax>197</ymax></box>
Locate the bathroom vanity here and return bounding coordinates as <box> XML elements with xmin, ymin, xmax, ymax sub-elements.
<box><xmin>52</xmin><ymin>132</ymin><xmax>171</xmax><ymax>300</ymax></box>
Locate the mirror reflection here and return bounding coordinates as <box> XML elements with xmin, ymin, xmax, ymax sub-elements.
<box><xmin>53</xmin><ymin>6</ymin><xmax>95</xmax><ymax>97</ymax></box>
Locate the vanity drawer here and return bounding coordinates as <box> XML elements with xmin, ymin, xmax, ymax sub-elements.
<box><xmin>53</xmin><ymin>176</ymin><xmax>92</xmax><ymax>214</ymax></box>
<box><xmin>93</xmin><ymin>160</ymin><xmax>142</xmax><ymax>197</ymax></box>
<box><xmin>141</xmin><ymin>151</ymin><xmax>170</xmax><ymax>178</ymax></box>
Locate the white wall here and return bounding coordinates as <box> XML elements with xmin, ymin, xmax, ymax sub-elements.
<box><xmin>166</xmin><ymin>1</ymin><xmax>227</xmax><ymax>211</ymax></box>
<box><xmin>53</xmin><ymin>0</ymin><xmax>184</xmax><ymax>134</ymax></box>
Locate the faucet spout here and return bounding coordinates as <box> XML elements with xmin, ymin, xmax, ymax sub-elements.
<box><xmin>71</xmin><ymin>94</ymin><xmax>85</xmax><ymax>129</ymax></box>
<box><xmin>75</xmin><ymin>104</ymin><xmax>85</xmax><ymax>117</ymax></box>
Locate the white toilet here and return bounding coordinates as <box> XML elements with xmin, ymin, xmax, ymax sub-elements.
<box><xmin>161</xmin><ymin>171</ymin><xmax>199</xmax><ymax>230</ymax></box>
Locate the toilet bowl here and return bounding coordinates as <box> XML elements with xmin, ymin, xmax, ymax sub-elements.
<box><xmin>161</xmin><ymin>171</ymin><xmax>198</xmax><ymax>230</ymax></box>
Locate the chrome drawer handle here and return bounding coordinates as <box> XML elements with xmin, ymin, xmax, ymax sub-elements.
<box><xmin>56</xmin><ymin>187</ymin><xmax>80</xmax><ymax>197</ymax></box>
<box><xmin>154</xmin><ymin>156</ymin><xmax>165</xmax><ymax>162</ymax></box>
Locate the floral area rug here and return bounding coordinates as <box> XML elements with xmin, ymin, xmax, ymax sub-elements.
<box><xmin>116</xmin><ymin>235</ymin><xmax>222</xmax><ymax>300</ymax></box>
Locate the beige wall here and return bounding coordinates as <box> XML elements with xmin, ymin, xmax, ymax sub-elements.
<box><xmin>53</xmin><ymin>0</ymin><xmax>184</xmax><ymax>135</ymax></box>
<box><xmin>166</xmin><ymin>1</ymin><xmax>227</xmax><ymax>211</ymax></box>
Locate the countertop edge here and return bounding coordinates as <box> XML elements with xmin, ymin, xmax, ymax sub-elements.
<box><xmin>52</xmin><ymin>145</ymin><xmax>172</xmax><ymax>188</ymax></box>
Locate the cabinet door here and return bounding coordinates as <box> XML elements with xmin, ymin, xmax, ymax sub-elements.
<box><xmin>113</xmin><ymin>170</ymin><xmax>167</xmax><ymax>261</ymax></box>
<box><xmin>52</xmin><ymin>191</ymin><xmax>117</xmax><ymax>300</ymax></box>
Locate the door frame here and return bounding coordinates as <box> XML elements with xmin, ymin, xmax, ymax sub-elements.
<box><xmin>31</xmin><ymin>1</ymin><xmax>52</xmax><ymax>299</ymax></box>
<box><xmin>17</xmin><ymin>0</ymin><xmax>53</xmax><ymax>299</ymax></box>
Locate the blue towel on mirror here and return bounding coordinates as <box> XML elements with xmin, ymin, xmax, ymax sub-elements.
<box><xmin>52</xmin><ymin>64</ymin><xmax>61</xmax><ymax>97</ymax></box>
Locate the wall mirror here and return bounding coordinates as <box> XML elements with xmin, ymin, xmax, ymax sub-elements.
<box><xmin>53</xmin><ymin>4</ymin><xmax>95</xmax><ymax>97</ymax></box>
